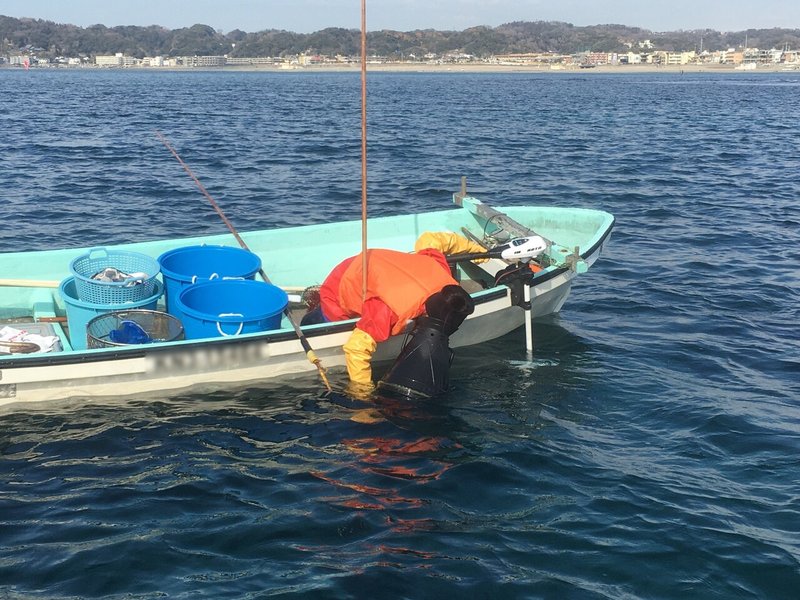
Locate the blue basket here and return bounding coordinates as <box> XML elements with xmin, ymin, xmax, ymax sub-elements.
<box><xmin>176</xmin><ymin>279</ymin><xmax>287</xmax><ymax>340</ymax></box>
<box><xmin>70</xmin><ymin>247</ymin><xmax>160</xmax><ymax>305</ymax></box>
<box><xmin>60</xmin><ymin>277</ymin><xmax>163</xmax><ymax>350</ymax></box>
<box><xmin>157</xmin><ymin>245</ymin><xmax>262</xmax><ymax>317</ymax></box>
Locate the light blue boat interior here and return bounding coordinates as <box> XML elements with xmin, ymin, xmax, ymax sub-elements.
<box><xmin>0</xmin><ymin>201</ymin><xmax>614</xmax><ymax>355</ymax></box>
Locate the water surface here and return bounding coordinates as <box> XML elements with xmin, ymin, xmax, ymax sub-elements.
<box><xmin>1</xmin><ymin>69</ymin><xmax>799</xmax><ymax>598</ymax></box>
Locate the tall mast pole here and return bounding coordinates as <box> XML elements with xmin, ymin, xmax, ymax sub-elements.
<box><xmin>360</xmin><ymin>0</ymin><xmax>368</xmax><ymax>300</ymax></box>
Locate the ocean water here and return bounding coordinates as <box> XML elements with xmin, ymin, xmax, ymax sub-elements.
<box><xmin>1</xmin><ymin>69</ymin><xmax>799</xmax><ymax>598</ymax></box>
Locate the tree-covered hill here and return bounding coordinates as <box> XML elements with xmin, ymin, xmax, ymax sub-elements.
<box><xmin>2</xmin><ymin>15</ymin><xmax>799</xmax><ymax>59</ymax></box>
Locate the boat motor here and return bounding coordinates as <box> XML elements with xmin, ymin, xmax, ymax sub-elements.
<box><xmin>444</xmin><ymin>235</ymin><xmax>548</xmax><ymax>265</ymax></box>
<box><xmin>495</xmin><ymin>235</ymin><xmax>547</xmax><ymax>261</ymax></box>
<box><xmin>377</xmin><ymin>285</ymin><xmax>475</xmax><ymax>399</ymax></box>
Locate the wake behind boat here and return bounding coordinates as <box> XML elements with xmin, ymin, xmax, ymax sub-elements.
<box><xmin>0</xmin><ymin>186</ymin><xmax>614</xmax><ymax>406</ymax></box>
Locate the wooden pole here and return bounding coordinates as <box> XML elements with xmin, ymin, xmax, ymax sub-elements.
<box><xmin>0</xmin><ymin>278</ymin><xmax>308</xmax><ymax>294</ymax></box>
<box><xmin>0</xmin><ymin>278</ymin><xmax>62</xmax><ymax>288</ymax></box>
<box><xmin>360</xmin><ymin>0</ymin><xmax>368</xmax><ymax>301</ymax></box>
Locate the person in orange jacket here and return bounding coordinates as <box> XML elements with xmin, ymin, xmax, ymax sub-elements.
<box><xmin>302</xmin><ymin>232</ymin><xmax>486</xmax><ymax>389</ymax></box>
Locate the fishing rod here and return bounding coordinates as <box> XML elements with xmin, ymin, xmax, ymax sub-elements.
<box><xmin>155</xmin><ymin>130</ymin><xmax>332</xmax><ymax>393</ymax></box>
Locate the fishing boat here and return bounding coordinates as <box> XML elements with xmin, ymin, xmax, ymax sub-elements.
<box><xmin>0</xmin><ymin>184</ymin><xmax>614</xmax><ymax>406</ymax></box>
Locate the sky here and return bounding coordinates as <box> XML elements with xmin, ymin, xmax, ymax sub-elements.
<box><xmin>2</xmin><ymin>0</ymin><xmax>799</xmax><ymax>34</ymax></box>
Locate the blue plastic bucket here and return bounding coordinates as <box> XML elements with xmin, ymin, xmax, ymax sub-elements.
<box><xmin>59</xmin><ymin>277</ymin><xmax>163</xmax><ymax>350</ymax></box>
<box><xmin>176</xmin><ymin>279</ymin><xmax>287</xmax><ymax>340</ymax></box>
<box><xmin>157</xmin><ymin>245</ymin><xmax>262</xmax><ymax>316</ymax></box>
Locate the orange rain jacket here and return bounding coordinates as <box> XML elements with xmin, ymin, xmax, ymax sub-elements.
<box><xmin>319</xmin><ymin>248</ymin><xmax>457</xmax><ymax>343</ymax></box>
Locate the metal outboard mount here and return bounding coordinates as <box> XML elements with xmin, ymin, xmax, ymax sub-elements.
<box><xmin>493</xmin><ymin>263</ymin><xmax>536</xmax><ymax>309</ymax></box>
<box><xmin>377</xmin><ymin>316</ymin><xmax>454</xmax><ymax>400</ymax></box>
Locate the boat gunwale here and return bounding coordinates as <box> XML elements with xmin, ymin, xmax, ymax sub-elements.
<box><xmin>0</xmin><ymin>288</ymin><xmax>512</xmax><ymax>369</ymax></box>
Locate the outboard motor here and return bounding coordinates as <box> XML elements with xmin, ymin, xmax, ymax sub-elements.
<box><xmin>378</xmin><ymin>285</ymin><xmax>474</xmax><ymax>399</ymax></box>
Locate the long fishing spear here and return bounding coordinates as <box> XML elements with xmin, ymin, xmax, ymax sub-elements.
<box><xmin>155</xmin><ymin>130</ymin><xmax>332</xmax><ymax>393</ymax></box>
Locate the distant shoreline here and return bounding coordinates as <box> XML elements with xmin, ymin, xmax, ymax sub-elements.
<box><xmin>290</xmin><ymin>63</ymin><xmax>799</xmax><ymax>74</ymax></box>
<box><xmin>3</xmin><ymin>63</ymin><xmax>798</xmax><ymax>74</ymax></box>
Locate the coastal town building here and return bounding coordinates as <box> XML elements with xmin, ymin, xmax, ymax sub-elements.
<box><xmin>225</xmin><ymin>56</ymin><xmax>278</xmax><ymax>66</ymax></box>
<box><xmin>4</xmin><ymin>44</ymin><xmax>800</xmax><ymax>70</ymax></box>
<box><xmin>95</xmin><ymin>53</ymin><xmax>137</xmax><ymax>67</ymax></box>
<box><xmin>181</xmin><ymin>55</ymin><xmax>226</xmax><ymax>67</ymax></box>
<box><xmin>653</xmin><ymin>51</ymin><xmax>697</xmax><ymax>65</ymax></box>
